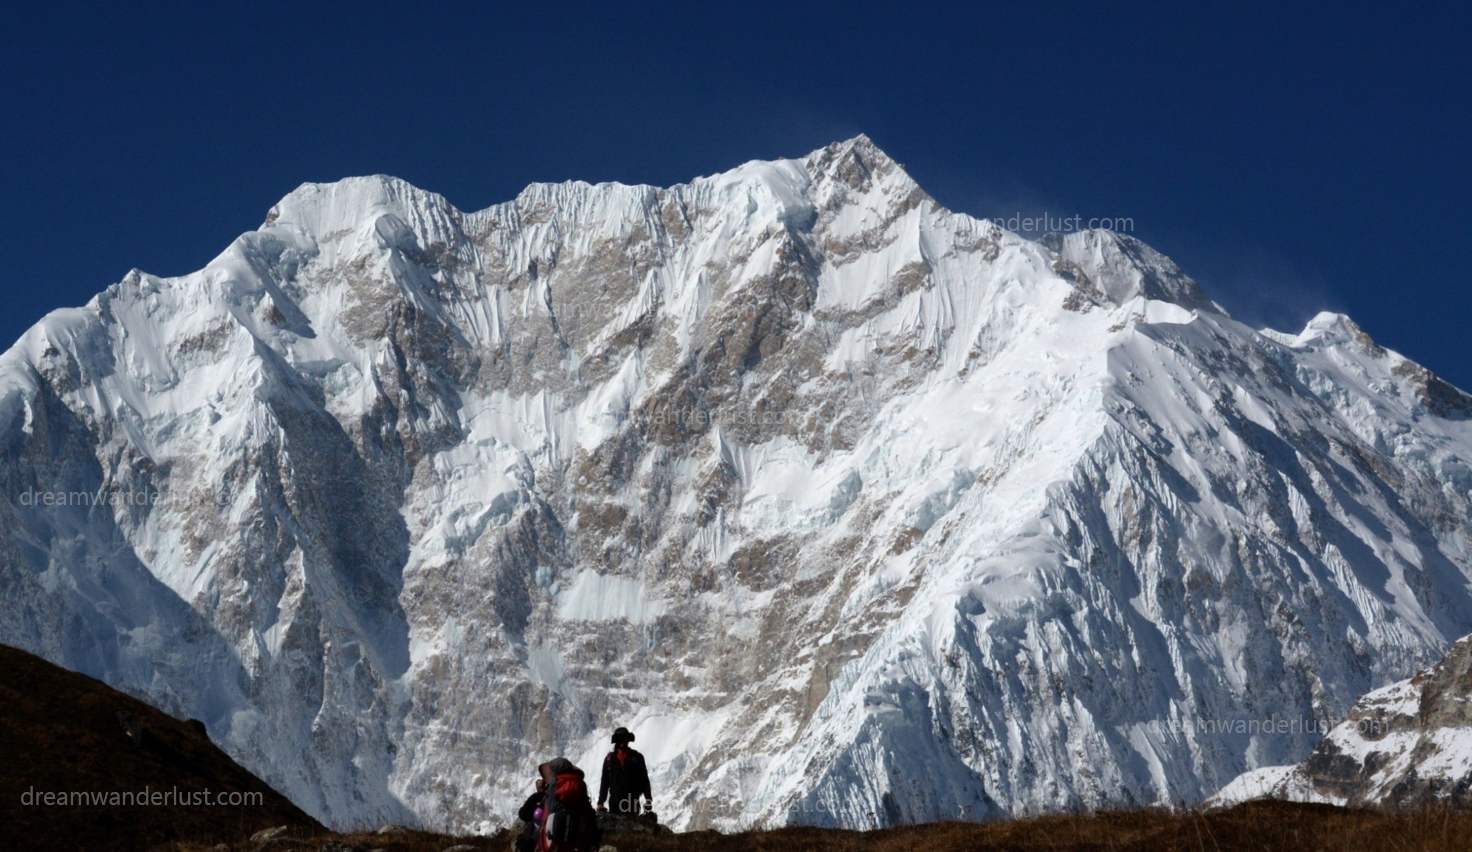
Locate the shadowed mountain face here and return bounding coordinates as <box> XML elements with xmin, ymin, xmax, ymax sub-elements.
<box><xmin>2</xmin><ymin>137</ymin><xmax>1472</xmax><ymax>831</ymax></box>
<box><xmin>1213</xmin><ymin>631</ymin><xmax>1472</xmax><ymax>809</ymax></box>
<box><xmin>0</xmin><ymin>643</ymin><xmax>319</xmax><ymax>851</ymax></box>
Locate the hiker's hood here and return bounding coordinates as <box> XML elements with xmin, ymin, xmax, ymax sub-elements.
<box><xmin>542</xmin><ymin>757</ymin><xmax>585</xmax><ymax>780</ymax></box>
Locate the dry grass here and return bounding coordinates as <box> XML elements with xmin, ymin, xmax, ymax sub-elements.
<box><xmin>9</xmin><ymin>642</ymin><xmax>1470</xmax><ymax>852</ymax></box>
<box><xmin>0</xmin><ymin>644</ymin><xmax>319</xmax><ymax>852</ymax></box>
<box><xmin>154</xmin><ymin>801</ymin><xmax>1472</xmax><ymax>852</ymax></box>
<box><xmin>604</xmin><ymin>803</ymin><xmax>1472</xmax><ymax>852</ymax></box>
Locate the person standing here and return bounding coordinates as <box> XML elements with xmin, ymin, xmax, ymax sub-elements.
<box><xmin>515</xmin><ymin>778</ymin><xmax>546</xmax><ymax>852</ymax></box>
<box><xmin>596</xmin><ymin>727</ymin><xmax>652</xmax><ymax>816</ymax></box>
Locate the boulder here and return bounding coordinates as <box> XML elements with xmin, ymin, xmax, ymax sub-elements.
<box><xmin>249</xmin><ymin>826</ymin><xmax>290</xmax><ymax>844</ymax></box>
<box><xmin>595</xmin><ymin>812</ymin><xmax>673</xmax><ymax>836</ymax></box>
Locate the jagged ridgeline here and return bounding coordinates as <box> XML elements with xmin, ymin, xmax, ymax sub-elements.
<box><xmin>2</xmin><ymin>137</ymin><xmax>1471</xmax><ymax>832</ymax></box>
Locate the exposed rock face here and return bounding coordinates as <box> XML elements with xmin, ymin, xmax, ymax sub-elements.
<box><xmin>3</xmin><ymin>137</ymin><xmax>1472</xmax><ymax>832</ymax></box>
<box><xmin>1212</xmin><ymin>633</ymin><xmax>1472</xmax><ymax>808</ymax></box>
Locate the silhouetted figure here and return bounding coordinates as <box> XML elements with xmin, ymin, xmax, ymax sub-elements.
<box><xmin>515</xmin><ymin>778</ymin><xmax>545</xmax><ymax>852</ymax></box>
<box><xmin>597</xmin><ymin>727</ymin><xmax>652</xmax><ymax>816</ymax></box>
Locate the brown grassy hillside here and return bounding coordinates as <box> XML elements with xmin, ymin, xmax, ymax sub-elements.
<box><xmin>6</xmin><ymin>641</ymin><xmax>1472</xmax><ymax>851</ymax></box>
<box><xmin>147</xmin><ymin>801</ymin><xmax>1472</xmax><ymax>852</ymax></box>
<box><xmin>0</xmin><ymin>643</ymin><xmax>320</xmax><ymax>851</ymax></box>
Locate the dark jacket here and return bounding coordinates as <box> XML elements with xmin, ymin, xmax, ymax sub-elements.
<box><xmin>598</xmin><ymin>747</ymin><xmax>651</xmax><ymax>811</ymax></box>
<box><xmin>518</xmin><ymin>790</ymin><xmax>543</xmax><ymax>824</ymax></box>
<box><xmin>515</xmin><ymin>789</ymin><xmax>543</xmax><ymax>852</ymax></box>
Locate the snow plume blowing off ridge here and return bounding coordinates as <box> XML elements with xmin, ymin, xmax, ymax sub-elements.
<box><xmin>3</xmin><ymin>136</ymin><xmax>1472</xmax><ymax>831</ymax></box>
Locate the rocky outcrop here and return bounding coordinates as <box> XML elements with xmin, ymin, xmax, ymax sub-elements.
<box><xmin>596</xmin><ymin>812</ymin><xmax>673</xmax><ymax>836</ymax></box>
<box><xmin>1211</xmin><ymin>633</ymin><xmax>1472</xmax><ymax>808</ymax></box>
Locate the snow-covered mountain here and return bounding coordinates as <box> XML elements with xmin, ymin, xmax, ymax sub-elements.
<box><xmin>1211</xmin><ymin>631</ymin><xmax>1472</xmax><ymax>809</ymax></box>
<box><xmin>3</xmin><ymin>136</ymin><xmax>1472</xmax><ymax>832</ymax></box>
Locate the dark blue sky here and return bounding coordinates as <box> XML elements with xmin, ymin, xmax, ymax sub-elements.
<box><xmin>3</xmin><ymin>2</ymin><xmax>1468</xmax><ymax>387</ymax></box>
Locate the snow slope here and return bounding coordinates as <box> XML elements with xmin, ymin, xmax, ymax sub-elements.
<box><xmin>3</xmin><ymin>137</ymin><xmax>1472</xmax><ymax>831</ymax></box>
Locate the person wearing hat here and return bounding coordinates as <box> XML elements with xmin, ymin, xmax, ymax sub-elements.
<box><xmin>597</xmin><ymin>726</ymin><xmax>652</xmax><ymax>817</ymax></box>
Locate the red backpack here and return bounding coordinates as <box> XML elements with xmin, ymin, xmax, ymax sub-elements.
<box><xmin>540</xmin><ymin>772</ymin><xmax>594</xmax><ymax>852</ymax></box>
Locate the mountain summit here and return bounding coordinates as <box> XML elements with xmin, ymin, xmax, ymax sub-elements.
<box><xmin>3</xmin><ymin>138</ymin><xmax>1472</xmax><ymax>831</ymax></box>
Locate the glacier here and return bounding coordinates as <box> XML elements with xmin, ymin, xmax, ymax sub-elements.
<box><xmin>2</xmin><ymin>136</ymin><xmax>1472</xmax><ymax>831</ymax></box>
